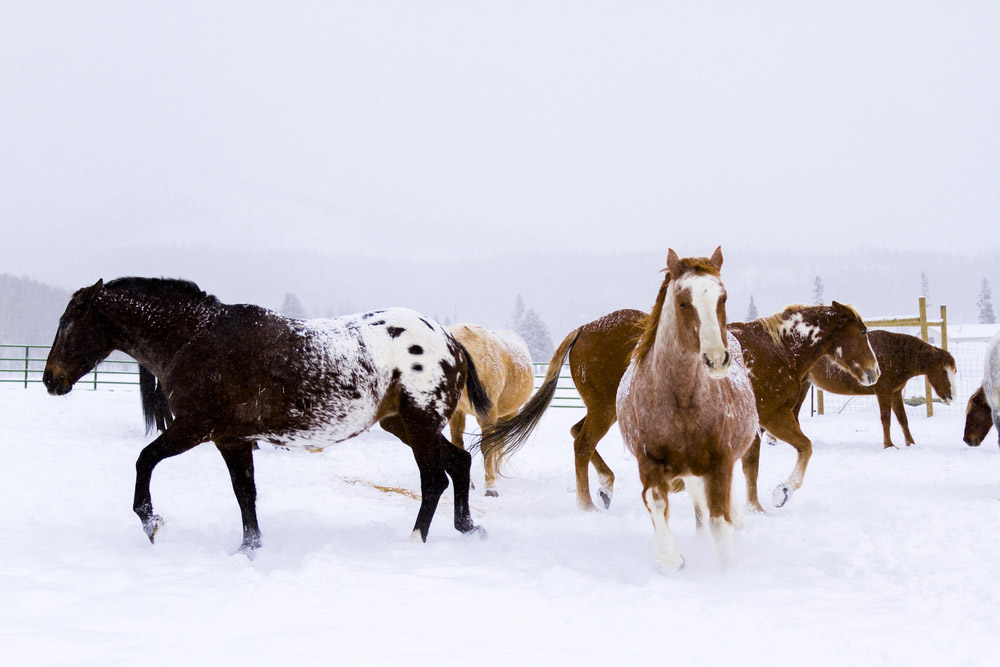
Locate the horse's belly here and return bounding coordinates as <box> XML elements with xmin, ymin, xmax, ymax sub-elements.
<box><xmin>254</xmin><ymin>400</ymin><xmax>380</xmax><ymax>450</ymax></box>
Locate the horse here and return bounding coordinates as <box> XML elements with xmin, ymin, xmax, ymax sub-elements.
<box><xmin>615</xmin><ymin>247</ymin><xmax>757</xmax><ymax>571</ymax></box>
<box><xmin>43</xmin><ymin>278</ymin><xmax>492</xmax><ymax>553</ymax></box>
<box><xmin>482</xmin><ymin>301</ymin><xmax>879</xmax><ymax>513</ymax></box>
<box><xmin>964</xmin><ymin>331</ymin><xmax>1000</xmax><ymax>448</ymax></box>
<box><xmin>446</xmin><ymin>324</ymin><xmax>534</xmax><ymax>496</ymax></box>
<box><xmin>794</xmin><ymin>330</ymin><xmax>955</xmax><ymax>448</ymax></box>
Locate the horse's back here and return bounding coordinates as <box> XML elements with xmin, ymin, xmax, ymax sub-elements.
<box><xmin>449</xmin><ymin>324</ymin><xmax>532</xmax><ymax>417</ymax></box>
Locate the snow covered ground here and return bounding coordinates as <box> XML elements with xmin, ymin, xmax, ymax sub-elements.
<box><xmin>1</xmin><ymin>385</ymin><xmax>998</xmax><ymax>666</ymax></box>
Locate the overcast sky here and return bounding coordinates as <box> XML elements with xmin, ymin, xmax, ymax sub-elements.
<box><xmin>1</xmin><ymin>1</ymin><xmax>998</xmax><ymax>287</ymax></box>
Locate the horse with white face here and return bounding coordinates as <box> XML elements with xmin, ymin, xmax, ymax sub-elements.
<box><xmin>616</xmin><ymin>248</ymin><xmax>758</xmax><ymax>572</ymax></box>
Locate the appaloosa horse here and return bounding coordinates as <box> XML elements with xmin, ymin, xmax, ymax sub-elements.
<box><xmin>795</xmin><ymin>330</ymin><xmax>955</xmax><ymax>448</ymax></box>
<box><xmin>43</xmin><ymin>278</ymin><xmax>492</xmax><ymax>553</ymax></box>
<box><xmin>483</xmin><ymin>302</ymin><xmax>880</xmax><ymax>513</ymax></box>
<box><xmin>447</xmin><ymin>324</ymin><xmax>534</xmax><ymax>496</ymax></box>
<box><xmin>616</xmin><ymin>247</ymin><xmax>757</xmax><ymax>571</ymax></box>
<box><xmin>964</xmin><ymin>331</ymin><xmax>1000</xmax><ymax>448</ymax></box>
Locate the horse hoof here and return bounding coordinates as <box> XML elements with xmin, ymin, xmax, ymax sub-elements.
<box><xmin>485</xmin><ymin>489</ymin><xmax>499</xmax><ymax>498</ymax></box>
<box><xmin>599</xmin><ymin>489</ymin><xmax>612</xmax><ymax>510</ymax></box>
<box><xmin>409</xmin><ymin>529</ymin><xmax>426</xmax><ymax>543</ymax></box>
<box><xmin>143</xmin><ymin>515</ymin><xmax>164</xmax><ymax>543</ymax></box>
<box><xmin>745</xmin><ymin>502</ymin><xmax>768</xmax><ymax>515</ymax></box>
<box><xmin>772</xmin><ymin>485</ymin><xmax>791</xmax><ymax>508</ymax></box>
<box><xmin>656</xmin><ymin>554</ymin><xmax>685</xmax><ymax>574</ymax></box>
<box><xmin>466</xmin><ymin>525</ymin><xmax>488</xmax><ymax>541</ymax></box>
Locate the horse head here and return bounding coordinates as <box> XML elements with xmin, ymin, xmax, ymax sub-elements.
<box><xmin>666</xmin><ymin>246</ymin><xmax>730</xmax><ymax>379</ymax></box>
<box><xmin>926</xmin><ymin>349</ymin><xmax>957</xmax><ymax>405</ymax></box>
<box><xmin>963</xmin><ymin>386</ymin><xmax>993</xmax><ymax>447</ymax></box>
<box><xmin>43</xmin><ymin>279</ymin><xmax>116</xmax><ymax>396</ymax></box>
<box><xmin>826</xmin><ymin>301</ymin><xmax>880</xmax><ymax>387</ymax></box>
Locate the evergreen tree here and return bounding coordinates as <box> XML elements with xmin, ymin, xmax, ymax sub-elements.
<box><xmin>510</xmin><ymin>294</ymin><xmax>553</xmax><ymax>361</ymax></box>
<box><xmin>977</xmin><ymin>278</ymin><xmax>995</xmax><ymax>324</ymax></box>
<box><xmin>745</xmin><ymin>294</ymin><xmax>758</xmax><ymax>321</ymax></box>
<box><xmin>812</xmin><ymin>276</ymin><xmax>824</xmax><ymax>305</ymax></box>
<box><xmin>280</xmin><ymin>293</ymin><xmax>307</xmax><ymax>319</ymax></box>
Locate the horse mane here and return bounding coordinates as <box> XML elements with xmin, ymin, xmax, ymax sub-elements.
<box><xmin>101</xmin><ymin>277</ymin><xmax>220</xmax><ymax>305</ymax></box>
<box><xmin>757</xmin><ymin>304</ymin><xmax>809</xmax><ymax>348</ymax></box>
<box><xmin>630</xmin><ymin>257</ymin><xmax>721</xmax><ymax>365</ymax></box>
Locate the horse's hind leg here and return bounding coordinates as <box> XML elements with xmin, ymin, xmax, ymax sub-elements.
<box><xmin>571</xmin><ymin>408</ymin><xmax>616</xmax><ymax>511</ymax></box>
<box><xmin>741</xmin><ymin>434</ymin><xmax>766</xmax><ymax>513</ymax></box>
<box><xmin>890</xmin><ymin>390</ymin><xmax>916</xmax><ymax>446</ymax></box>
<box><xmin>132</xmin><ymin>420</ymin><xmax>206</xmax><ymax>543</ymax></box>
<box><xmin>215</xmin><ymin>439</ymin><xmax>261</xmax><ymax>554</ymax></box>
<box><xmin>437</xmin><ymin>434</ymin><xmax>485</xmax><ymax>537</ymax></box>
<box><xmin>381</xmin><ymin>413</ymin><xmax>451</xmax><ymax>543</ymax></box>
<box><xmin>762</xmin><ymin>408</ymin><xmax>813</xmax><ymax>508</ymax></box>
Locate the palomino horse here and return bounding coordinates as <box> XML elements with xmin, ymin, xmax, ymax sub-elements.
<box><xmin>447</xmin><ymin>324</ymin><xmax>533</xmax><ymax>496</ymax></box>
<box><xmin>43</xmin><ymin>278</ymin><xmax>492</xmax><ymax>553</ymax></box>
<box><xmin>483</xmin><ymin>302</ymin><xmax>880</xmax><ymax>513</ymax></box>
<box><xmin>616</xmin><ymin>247</ymin><xmax>757</xmax><ymax>570</ymax></box>
<box><xmin>964</xmin><ymin>331</ymin><xmax>1000</xmax><ymax>448</ymax></box>
<box><xmin>794</xmin><ymin>330</ymin><xmax>956</xmax><ymax>448</ymax></box>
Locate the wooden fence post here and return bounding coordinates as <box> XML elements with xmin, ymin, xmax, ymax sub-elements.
<box><xmin>918</xmin><ymin>297</ymin><xmax>932</xmax><ymax>417</ymax></box>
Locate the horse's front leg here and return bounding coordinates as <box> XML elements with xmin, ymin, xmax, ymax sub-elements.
<box><xmin>215</xmin><ymin>438</ymin><xmax>262</xmax><ymax>555</ymax></box>
<box><xmin>133</xmin><ymin>420</ymin><xmax>207</xmax><ymax>543</ymax></box>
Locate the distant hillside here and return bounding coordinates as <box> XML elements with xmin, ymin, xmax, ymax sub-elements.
<box><xmin>0</xmin><ymin>274</ymin><xmax>69</xmax><ymax>344</ymax></box>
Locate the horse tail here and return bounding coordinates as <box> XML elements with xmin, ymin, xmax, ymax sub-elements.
<box><xmin>139</xmin><ymin>365</ymin><xmax>173</xmax><ymax>435</ymax></box>
<box><xmin>139</xmin><ymin>365</ymin><xmax>159</xmax><ymax>435</ymax></box>
<box><xmin>478</xmin><ymin>326</ymin><xmax>581</xmax><ymax>466</ymax></box>
<box><xmin>459</xmin><ymin>342</ymin><xmax>493</xmax><ymax>420</ymax></box>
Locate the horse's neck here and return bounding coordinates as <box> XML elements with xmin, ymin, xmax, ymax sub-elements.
<box><xmin>779</xmin><ymin>311</ymin><xmax>835</xmax><ymax>376</ymax></box>
<box><xmin>102</xmin><ymin>292</ymin><xmax>219</xmax><ymax>373</ymax></box>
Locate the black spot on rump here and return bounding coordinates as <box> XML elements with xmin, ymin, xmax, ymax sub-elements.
<box><xmin>392</xmin><ymin>368</ymin><xmax>402</xmax><ymax>381</ymax></box>
<box><xmin>369</xmin><ymin>320</ymin><xmax>386</xmax><ymax>326</ymax></box>
<box><xmin>409</xmin><ymin>345</ymin><xmax>423</xmax><ymax>355</ymax></box>
<box><xmin>386</xmin><ymin>326</ymin><xmax>405</xmax><ymax>338</ymax></box>
<box><xmin>412</xmin><ymin>363</ymin><xmax>423</xmax><ymax>372</ymax></box>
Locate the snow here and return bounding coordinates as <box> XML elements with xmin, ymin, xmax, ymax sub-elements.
<box><xmin>2</xmin><ymin>386</ymin><xmax>999</xmax><ymax>665</ymax></box>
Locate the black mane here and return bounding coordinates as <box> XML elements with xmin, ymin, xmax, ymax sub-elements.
<box><xmin>99</xmin><ymin>277</ymin><xmax>220</xmax><ymax>306</ymax></box>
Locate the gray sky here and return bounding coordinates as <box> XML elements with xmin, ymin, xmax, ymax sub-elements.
<box><xmin>1</xmin><ymin>1</ymin><xmax>998</xmax><ymax>287</ymax></box>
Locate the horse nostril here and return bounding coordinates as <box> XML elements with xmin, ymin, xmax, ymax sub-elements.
<box><xmin>723</xmin><ymin>351</ymin><xmax>731</xmax><ymax>367</ymax></box>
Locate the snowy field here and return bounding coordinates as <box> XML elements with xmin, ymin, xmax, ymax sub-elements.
<box><xmin>1</xmin><ymin>385</ymin><xmax>998</xmax><ymax>666</ymax></box>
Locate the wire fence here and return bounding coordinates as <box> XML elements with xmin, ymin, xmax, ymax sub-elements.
<box><xmin>0</xmin><ymin>345</ymin><xmax>140</xmax><ymax>389</ymax></box>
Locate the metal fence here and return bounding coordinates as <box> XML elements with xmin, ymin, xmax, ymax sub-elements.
<box><xmin>0</xmin><ymin>345</ymin><xmax>141</xmax><ymax>389</ymax></box>
<box><xmin>0</xmin><ymin>345</ymin><xmax>587</xmax><ymax>405</ymax></box>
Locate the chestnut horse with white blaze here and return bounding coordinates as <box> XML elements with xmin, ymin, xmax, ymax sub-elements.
<box><xmin>616</xmin><ymin>247</ymin><xmax>758</xmax><ymax>571</ymax></box>
<box><xmin>483</xmin><ymin>301</ymin><xmax>880</xmax><ymax>513</ymax></box>
<box><xmin>447</xmin><ymin>324</ymin><xmax>534</xmax><ymax>496</ymax></box>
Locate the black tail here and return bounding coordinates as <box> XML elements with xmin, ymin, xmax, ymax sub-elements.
<box><xmin>459</xmin><ymin>343</ymin><xmax>493</xmax><ymax>420</ymax></box>
<box><xmin>139</xmin><ymin>365</ymin><xmax>172</xmax><ymax>435</ymax></box>
<box><xmin>479</xmin><ymin>327</ymin><xmax>581</xmax><ymax>466</ymax></box>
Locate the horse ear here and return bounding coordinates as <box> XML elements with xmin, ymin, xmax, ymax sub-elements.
<box><xmin>83</xmin><ymin>279</ymin><xmax>104</xmax><ymax>301</ymax></box>
<box><xmin>831</xmin><ymin>300</ymin><xmax>844</xmax><ymax>311</ymax></box>
<box><xmin>710</xmin><ymin>246</ymin><xmax>723</xmax><ymax>270</ymax></box>
<box><xmin>666</xmin><ymin>249</ymin><xmax>680</xmax><ymax>277</ymax></box>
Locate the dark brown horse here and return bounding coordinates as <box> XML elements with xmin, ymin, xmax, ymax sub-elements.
<box><xmin>482</xmin><ymin>300</ymin><xmax>879</xmax><ymax>513</ymax></box>
<box><xmin>794</xmin><ymin>330</ymin><xmax>956</xmax><ymax>448</ymax></box>
<box><xmin>44</xmin><ymin>278</ymin><xmax>492</xmax><ymax>553</ymax></box>
<box><xmin>616</xmin><ymin>247</ymin><xmax>757</xmax><ymax>570</ymax></box>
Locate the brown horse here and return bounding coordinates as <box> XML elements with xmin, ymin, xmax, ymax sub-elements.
<box><xmin>447</xmin><ymin>324</ymin><xmax>534</xmax><ymax>496</ymax></box>
<box><xmin>482</xmin><ymin>302</ymin><xmax>880</xmax><ymax>513</ymax></box>
<box><xmin>794</xmin><ymin>330</ymin><xmax>956</xmax><ymax>448</ymax></box>
<box><xmin>616</xmin><ymin>247</ymin><xmax>757</xmax><ymax>570</ymax></box>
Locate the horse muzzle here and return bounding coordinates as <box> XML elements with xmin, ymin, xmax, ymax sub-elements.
<box><xmin>963</xmin><ymin>436</ymin><xmax>980</xmax><ymax>448</ymax></box>
<box><xmin>703</xmin><ymin>350</ymin><xmax>732</xmax><ymax>379</ymax></box>
<box><xmin>42</xmin><ymin>368</ymin><xmax>74</xmax><ymax>396</ymax></box>
<box><xmin>860</xmin><ymin>366</ymin><xmax>880</xmax><ymax>387</ymax></box>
